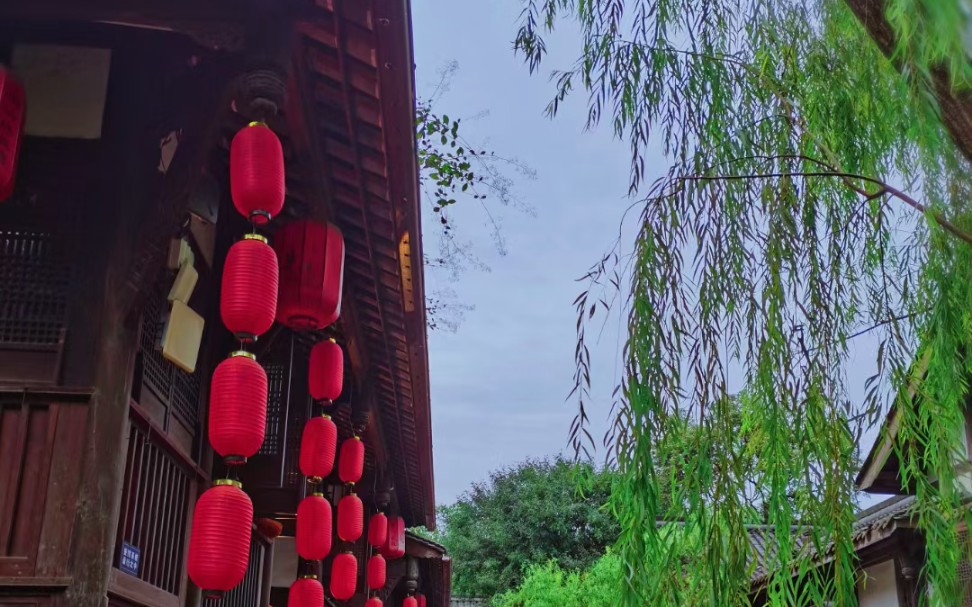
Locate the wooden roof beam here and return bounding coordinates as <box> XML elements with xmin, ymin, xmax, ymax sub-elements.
<box><xmin>845</xmin><ymin>0</ymin><xmax>972</xmax><ymax>161</ymax></box>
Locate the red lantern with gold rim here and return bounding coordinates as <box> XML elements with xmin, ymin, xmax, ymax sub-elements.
<box><xmin>209</xmin><ymin>351</ymin><xmax>268</xmax><ymax>465</ymax></box>
<box><xmin>289</xmin><ymin>576</ymin><xmax>325</xmax><ymax>607</ymax></box>
<box><xmin>338</xmin><ymin>436</ymin><xmax>364</xmax><ymax>485</ymax></box>
<box><xmin>309</xmin><ymin>338</ymin><xmax>343</xmax><ymax>404</ymax></box>
<box><xmin>230</xmin><ymin>121</ymin><xmax>285</xmax><ymax>224</ymax></box>
<box><xmin>187</xmin><ymin>480</ymin><xmax>254</xmax><ymax>599</ymax></box>
<box><xmin>296</xmin><ymin>493</ymin><xmax>332</xmax><ymax>560</ymax></box>
<box><xmin>274</xmin><ymin>219</ymin><xmax>345</xmax><ymax>330</ymax></box>
<box><xmin>337</xmin><ymin>493</ymin><xmax>363</xmax><ymax>542</ymax></box>
<box><xmin>299</xmin><ymin>414</ymin><xmax>338</xmax><ymax>483</ymax></box>
<box><xmin>368</xmin><ymin>512</ymin><xmax>388</xmax><ymax>547</ymax></box>
<box><xmin>330</xmin><ymin>552</ymin><xmax>357</xmax><ymax>600</ymax></box>
<box><xmin>366</xmin><ymin>554</ymin><xmax>386</xmax><ymax>590</ymax></box>
<box><xmin>221</xmin><ymin>234</ymin><xmax>279</xmax><ymax>341</ymax></box>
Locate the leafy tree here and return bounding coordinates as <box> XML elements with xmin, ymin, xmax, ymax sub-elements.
<box><xmin>438</xmin><ymin>458</ymin><xmax>618</xmax><ymax>599</ymax></box>
<box><xmin>513</xmin><ymin>0</ymin><xmax>972</xmax><ymax>605</ymax></box>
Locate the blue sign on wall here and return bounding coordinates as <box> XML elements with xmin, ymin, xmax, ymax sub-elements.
<box><xmin>119</xmin><ymin>542</ymin><xmax>140</xmax><ymax>576</ymax></box>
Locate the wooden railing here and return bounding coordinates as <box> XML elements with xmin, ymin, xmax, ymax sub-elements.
<box><xmin>114</xmin><ymin>411</ymin><xmax>197</xmax><ymax>596</ymax></box>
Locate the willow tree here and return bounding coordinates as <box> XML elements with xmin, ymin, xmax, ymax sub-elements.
<box><xmin>514</xmin><ymin>1</ymin><xmax>972</xmax><ymax>605</ymax></box>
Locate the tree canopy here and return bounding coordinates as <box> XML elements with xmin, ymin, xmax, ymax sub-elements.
<box><xmin>512</xmin><ymin>0</ymin><xmax>972</xmax><ymax>605</ymax></box>
<box><xmin>438</xmin><ymin>458</ymin><xmax>617</xmax><ymax>599</ymax></box>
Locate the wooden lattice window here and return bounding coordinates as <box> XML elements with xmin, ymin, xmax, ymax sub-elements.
<box><xmin>134</xmin><ymin>274</ymin><xmax>201</xmax><ymax>435</ymax></box>
<box><xmin>959</xmin><ymin>530</ymin><xmax>972</xmax><ymax>606</ymax></box>
<box><xmin>0</xmin><ymin>229</ymin><xmax>70</xmax><ymax>347</ymax></box>
<box><xmin>114</xmin><ymin>414</ymin><xmax>194</xmax><ymax>596</ymax></box>
<box><xmin>257</xmin><ymin>363</ymin><xmax>286</xmax><ymax>456</ymax></box>
<box><xmin>284</xmin><ymin>402</ymin><xmax>305</xmax><ymax>488</ymax></box>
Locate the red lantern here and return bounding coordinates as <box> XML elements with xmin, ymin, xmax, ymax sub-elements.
<box><xmin>274</xmin><ymin>220</ymin><xmax>345</xmax><ymax>330</ymax></box>
<box><xmin>381</xmin><ymin>516</ymin><xmax>406</xmax><ymax>560</ymax></box>
<box><xmin>0</xmin><ymin>69</ymin><xmax>24</xmax><ymax>203</ymax></box>
<box><xmin>309</xmin><ymin>339</ymin><xmax>343</xmax><ymax>403</ymax></box>
<box><xmin>339</xmin><ymin>437</ymin><xmax>364</xmax><ymax>485</ymax></box>
<box><xmin>256</xmin><ymin>517</ymin><xmax>283</xmax><ymax>539</ymax></box>
<box><xmin>187</xmin><ymin>480</ymin><xmax>254</xmax><ymax>598</ymax></box>
<box><xmin>368</xmin><ymin>512</ymin><xmax>388</xmax><ymax>547</ymax></box>
<box><xmin>230</xmin><ymin>122</ymin><xmax>284</xmax><ymax>224</ymax></box>
<box><xmin>366</xmin><ymin>554</ymin><xmax>386</xmax><ymax>590</ymax></box>
<box><xmin>209</xmin><ymin>352</ymin><xmax>268</xmax><ymax>464</ymax></box>
<box><xmin>366</xmin><ymin>598</ymin><xmax>384</xmax><ymax>607</ymax></box>
<box><xmin>296</xmin><ymin>493</ymin><xmax>332</xmax><ymax>560</ymax></box>
<box><xmin>403</xmin><ymin>596</ymin><xmax>418</xmax><ymax>607</ymax></box>
<box><xmin>330</xmin><ymin>552</ymin><xmax>357</xmax><ymax>600</ymax></box>
<box><xmin>299</xmin><ymin>415</ymin><xmax>338</xmax><ymax>482</ymax></box>
<box><xmin>337</xmin><ymin>493</ymin><xmax>363</xmax><ymax>542</ymax></box>
<box><xmin>417</xmin><ymin>594</ymin><xmax>427</xmax><ymax>607</ymax></box>
<box><xmin>221</xmin><ymin>234</ymin><xmax>279</xmax><ymax>341</ymax></box>
<box><xmin>289</xmin><ymin>576</ymin><xmax>325</xmax><ymax>607</ymax></box>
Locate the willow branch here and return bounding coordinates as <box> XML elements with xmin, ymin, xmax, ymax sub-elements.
<box><xmin>678</xmin><ymin>170</ymin><xmax>972</xmax><ymax>247</ymax></box>
<box><xmin>845</xmin><ymin>311</ymin><xmax>922</xmax><ymax>342</ymax></box>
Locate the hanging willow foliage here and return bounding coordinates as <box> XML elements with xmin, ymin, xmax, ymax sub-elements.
<box><xmin>515</xmin><ymin>0</ymin><xmax>972</xmax><ymax>605</ymax></box>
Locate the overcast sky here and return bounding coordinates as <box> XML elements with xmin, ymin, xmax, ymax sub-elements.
<box><xmin>411</xmin><ymin>2</ymin><xmax>888</xmax><ymax>507</ymax></box>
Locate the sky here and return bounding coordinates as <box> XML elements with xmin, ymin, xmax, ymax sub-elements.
<box><xmin>410</xmin><ymin>2</ymin><xmax>889</xmax><ymax>507</ymax></box>
<box><xmin>411</xmin><ymin>1</ymin><xmax>640</xmax><ymax>504</ymax></box>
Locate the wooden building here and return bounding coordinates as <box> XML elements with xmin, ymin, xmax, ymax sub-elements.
<box><xmin>0</xmin><ymin>1</ymin><xmax>446</xmax><ymax>606</ymax></box>
<box><xmin>747</xmin><ymin>361</ymin><xmax>972</xmax><ymax>606</ymax></box>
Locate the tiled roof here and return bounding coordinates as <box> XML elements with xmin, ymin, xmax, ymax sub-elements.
<box><xmin>748</xmin><ymin>495</ymin><xmax>915</xmax><ymax>583</ymax></box>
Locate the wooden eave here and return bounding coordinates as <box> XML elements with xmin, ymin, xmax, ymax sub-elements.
<box><xmin>289</xmin><ymin>0</ymin><xmax>435</xmax><ymax>529</ymax></box>
<box><xmin>845</xmin><ymin>0</ymin><xmax>972</xmax><ymax>162</ymax></box>
<box><xmin>406</xmin><ymin>532</ymin><xmax>452</xmax><ymax>607</ymax></box>
<box><xmin>856</xmin><ymin>351</ymin><xmax>930</xmax><ymax>495</ymax></box>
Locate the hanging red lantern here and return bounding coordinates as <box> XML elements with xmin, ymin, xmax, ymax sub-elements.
<box><xmin>0</xmin><ymin>69</ymin><xmax>25</xmax><ymax>203</ymax></box>
<box><xmin>296</xmin><ymin>493</ymin><xmax>332</xmax><ymax>560</ymax></box>
<box><xmin>403</xmin><ymin>596</ymin><xmax>418</xmax><ymax>607</ymax></box>
<box><xmin>289</xmin><ymin>576</ymin><xmax>325</xmax><ymax>607</ymax></box>
<box><xmin>366</xmin><ymin>598</ymin><xmax>383</xmax><ymax>607</ymax></box>
<box><xmin>417</xmin><ymin>594</ymin><xmax>427</xmax><ymax>607</ymax></box>
<box><xmin>209</xmin><ymin>352</ymin><xmax>268</xmax><ymax>464</ymax></box>
<box><xmin>299</xmin><ymin>414</ymin><xmax>338</xmax><ymax>482</ymax></box>
<box><xmin>274</xmin><ymin>220</ymin><xmax>345</xmax><ymax>330</ymax></box>
<box><xmin>381</xmin><ymin>516</ymin><xmax>406</xmax><ymax>560</ymax></box>
<box><xmin>187</xmin><ymin>480</ymin><xmax>254</xmax><ymax>598</ymax></box>
<box><xmin>337</xmin><ymin>493</ymin><xmax>364</xmax><ymax>542</ymax></box>
<box><xmin>330</xmin><ymin>552</ymin><xmax>358</xmax><ymax>600</ymax></box>
<box><xmin>368</xmin><ymin>512</ymin><xmax>388</xmax><ymax>547</ymax></box>
<box><xmin>230</xmin><ymin>121</ymin><xmax>285</xmax><ymax>224</ymax></box>
<box><xmin>339</xmin><ymin>436</ymin><xmax>364</xmax><ymax>485</ymax></box>
<box><xmin>366</xmin><ymin>554</ymin><xmax>386</xmax><ymax>590</ymax></box>
<box><xmin>309</xmin><ymin>339</ymin><xmax>343</xmax><ymax>403</ymax></box>
<box><xmin>221</xmin><ymin>234</ymin><xmax>279</xmax><ymax>341</ymax></box>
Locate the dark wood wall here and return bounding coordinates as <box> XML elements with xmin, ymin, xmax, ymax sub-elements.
<box><xmin>0</xmin><ymin>20</ymin><xmax>236</xmax><ymax>607</ymax></box>
<box><xmin>0</xmin><ymin>395</ymin><xmax>88</xmax><ymax>581</ymax></box>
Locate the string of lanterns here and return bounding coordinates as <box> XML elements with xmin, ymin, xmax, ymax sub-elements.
<box><xmin>188</xmin><ymin>120</ymin><xmax>284</xmax><ymax>599</ymax></box>
<box><xmin>181</xmin><ymin>108</ymin><xmax>412</xmax><ymax>607</ymax></box>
